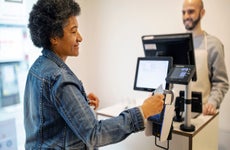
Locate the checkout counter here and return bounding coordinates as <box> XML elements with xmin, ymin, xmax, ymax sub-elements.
<box><xmin>96</xmin><ymin>100</ymin><xmax>219</xmax><ymax>150</ymax></box>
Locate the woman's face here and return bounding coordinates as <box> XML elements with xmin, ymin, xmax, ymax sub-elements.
<box><xmin>51</xmin><ymin>16</ymin><xmax>82</xmax><ymax>61</ymax></box>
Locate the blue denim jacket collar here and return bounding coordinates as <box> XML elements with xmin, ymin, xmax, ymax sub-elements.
<box><xmin>42</xmin><ymin>49</ymin><xmax>70</xmax><ymax>73</ymax></box>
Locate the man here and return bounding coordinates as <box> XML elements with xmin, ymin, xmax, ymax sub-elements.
<box><xmin>182</xmin><ymin>0</ymin><xmax>229</xmax><ymax>115</ymax></box>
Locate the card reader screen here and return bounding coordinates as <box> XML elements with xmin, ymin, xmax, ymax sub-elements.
<box><xmin>170</xmin><ymin>68</ymin><xmax>188</xmax><ymax>79</ymax></box>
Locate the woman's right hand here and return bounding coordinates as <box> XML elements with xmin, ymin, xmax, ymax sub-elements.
<box><xmin>140</xmin><ymin>94</ymin><xmax>164</xmax><ymax>119</ymax></box>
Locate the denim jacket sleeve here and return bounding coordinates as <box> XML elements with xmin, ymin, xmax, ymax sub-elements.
<box><xmin>51</xmin><ymin>69</ymin><xmax>145</xmax><ymax>148</ymax></box>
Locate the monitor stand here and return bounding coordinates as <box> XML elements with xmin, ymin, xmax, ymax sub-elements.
<box><xmin>180</xmin><ymin>82</ymin><xmax>195</xmax><ymax>132</ymax></box>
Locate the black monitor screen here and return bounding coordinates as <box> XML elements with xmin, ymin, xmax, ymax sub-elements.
<box><xmin>142</xmin><ymin>33</ymin><xmax>196</xmax><ymax>81</ymax></box>
<box><xmin>133</xmin><ymin>57</ymin><xmax>172</xmax><ymax>92</ymax></box>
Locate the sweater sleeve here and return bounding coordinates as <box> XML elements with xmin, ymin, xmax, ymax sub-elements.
<box><xmin>207</xmin><ymin>35</ymin><xmax>229</xmax><ymax>108</ymax></box>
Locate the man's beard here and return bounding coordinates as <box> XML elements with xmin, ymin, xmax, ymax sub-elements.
<box><xmin>183</xmin><ymin>14</ymin><xmax>201</xmax><ymax>31</ymax></box>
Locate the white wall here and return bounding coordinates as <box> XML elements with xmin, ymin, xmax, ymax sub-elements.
<box><xmin>67</xmin><ymin>0</ymin><xmax>230</xmax><ymax>147</ymax></box>
<box><xmin>69</xmin><ymin>0</ymin><xmax>185</xmax><ymax>107</ymax></box>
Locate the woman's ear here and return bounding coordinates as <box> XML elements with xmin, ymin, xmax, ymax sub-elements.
<box><xmin>50</xmin><ymin>37</ymin><xmax>58</xmax><ymax>45</ymax></box>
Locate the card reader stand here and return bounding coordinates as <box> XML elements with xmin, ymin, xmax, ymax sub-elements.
<box><xmin>166</xmin><ymin>65</ymin><xmax>196</xmax><ymax>132</ymax></box>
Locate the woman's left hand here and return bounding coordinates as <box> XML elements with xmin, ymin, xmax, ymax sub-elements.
<box><xmin>87</xmin><ymin>93</ymin><xmax>100</xmax><ymax>110</ymax></box>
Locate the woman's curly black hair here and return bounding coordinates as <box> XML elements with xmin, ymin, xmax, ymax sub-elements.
<box><xmin>28</xmin><ymin>0</ymin><xmax>81</xmax><ymax>49</ymax></box>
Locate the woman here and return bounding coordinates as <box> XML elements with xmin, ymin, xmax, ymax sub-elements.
<box><xmin>24</xmin><ymin>0</ymin><xmax>164</xmax><ymax>149</ymax></box>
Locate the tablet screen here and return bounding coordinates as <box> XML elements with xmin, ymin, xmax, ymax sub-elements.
<box><xmin>133</xmin><ymin>57</ymin><xmax>172</xmax><ymax>92</ymax></box>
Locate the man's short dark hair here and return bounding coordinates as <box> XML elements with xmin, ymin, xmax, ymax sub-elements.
<box><xmin>28</xmin><ymin>0</ymin><xmax>81</xmax><ymax>49</ymax></box>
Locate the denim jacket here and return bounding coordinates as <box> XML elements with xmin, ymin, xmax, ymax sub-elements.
<box><xmin>24</xmin><ymin>49</ymin><xmax>145</xmax><ymax>150</ymax></box>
